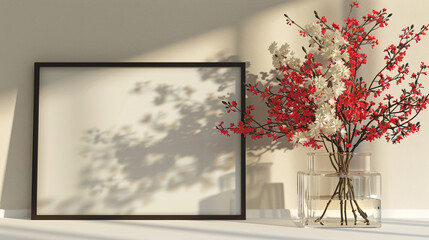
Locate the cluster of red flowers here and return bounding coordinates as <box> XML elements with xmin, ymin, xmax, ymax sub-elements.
<box><xmin>217</xmin><ymin>2</ymin><xmax>429</xmax><ymax>152</ymax></box>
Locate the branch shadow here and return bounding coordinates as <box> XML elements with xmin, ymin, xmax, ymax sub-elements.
<box><xmin>36</xmin><ymin>55</ymin><xmax>296</xmax><ymax>216</ymax></box>
<box><xmin>38</xmin><ymin>59</ymin><xmax>243</xmax><ymax>215</ymax></box>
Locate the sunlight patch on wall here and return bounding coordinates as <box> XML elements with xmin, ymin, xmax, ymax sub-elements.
<box><xmin>239</xmin><ymin>0</ymin><xmax>344</xmax><ymax>73</ymax></box>
<box><xmin>126</xmin><ymin>27</ymin><xmax>237</xmax><ymax>62</ymax></box>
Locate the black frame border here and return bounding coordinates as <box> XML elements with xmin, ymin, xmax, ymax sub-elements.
<box><xmin>32</xmin><ymin>62</ymin><xmax>246</xmax><ymax>220</ymax></box>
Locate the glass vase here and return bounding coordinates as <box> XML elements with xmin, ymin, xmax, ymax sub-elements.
<box><xmin>298</xmin><ymin>152</ymin><xmax>381</xmax><ymax>227</ymax></box>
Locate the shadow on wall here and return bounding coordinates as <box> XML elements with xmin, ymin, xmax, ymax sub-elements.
<box><xmin>34</xmin><ymin>54</ymin><xmax>294</xmax><ymax>214</ymax></box>
<box><xmin>201</xmin><ymin>62</ymin><xmax>294</xmax><ymax>211</ymax></box>
<box><xmin>0</xmin><ymin>0</ymin><xmax>293</xmax><ymax>211</ymax></box>
<box><xmin>38</xmin><ymin>57</ymin><xmax>244</xmax><ymax>214</ymax></box>
<box><xmin>199</xmin><ymin>59</ymin><xmax>300</xmax><ymax>212</ymax></box>
<box><xmin>245</xmin><ymin>66</ymin><xmax>294</xmax><ymax>210</ymax></box>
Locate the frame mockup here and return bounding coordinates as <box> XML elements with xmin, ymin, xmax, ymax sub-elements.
<box><xmin>32</xmin><ymin>62</ymin><xmax>245</xmax><ymax>220</ymax></box>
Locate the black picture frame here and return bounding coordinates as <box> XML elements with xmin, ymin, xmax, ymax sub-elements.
<box><xmin>32</xmin><ymin>62</ymin><xmax>246</xmax><ymax>220</ymax></box>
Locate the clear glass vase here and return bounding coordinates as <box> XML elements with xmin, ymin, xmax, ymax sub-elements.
<box><xmin>298</xmin><ymin>152</ymin><xmax>381</xmax><ymax>228</ymax></box>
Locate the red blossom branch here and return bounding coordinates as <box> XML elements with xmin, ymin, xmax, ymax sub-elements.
<box><xmin>218</xmin><ymin>3</ymin><xmax>429</xmax><ymax>152</ymax></box>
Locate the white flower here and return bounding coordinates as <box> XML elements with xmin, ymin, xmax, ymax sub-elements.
<box><xmin>307</xmin><ymin>124</ymin><xmax>320</xmax><ymax>137</ymax></box>
<box><xmin>286</xmin><ymin>56</ymin><xmax>301</xmax><ymax>69</ymax></box>
<box><xmin>333</xmin><ymin>82</ymin><xmax>346</xmax><ymax>98</ymax></box>
<box><xmin>269</xmin><ymin>41</ymin><xmax>301</xmax><ymax>69</ymax></box>
<box><xmin>314</xmin><ymin>76</ymin><xmax>328</xmax><ymax>89</ymax></box>
<box><xmin>331</xmin><ymin>62</ymin><xmax>351</xmax><ymax>79</ymax></box>
<box><xmin>304</xmin><ymin>22</ymin><xmax>323</xmax><ymax>39</ymax></box>
<box><xmin>332</xmin><ymin>117</ymin><xmax>343</xmax><ymax>130</ymax></box>
<box><xmin>279</xmin><ymin>43</ymin><xmax>291</xmax><ymax>55</ymax></box>
<box><xmin>331</xmin><ymin>49</ymin><xmax>343</xmax><ymax>61</ymax></box>
<box><xmin>269</xmin><ymin>22</ymin><xmax>351</xmax><ymax>140</ymax></box>
<box><xmin>292</xmin><ymin>131</ymin><xmax>310</xmax><ymax>143</ymax></box>
<box><xmin>322</xmin><ymin>30</ymin><xmax>349</xmax><ymax>62</ymax></box>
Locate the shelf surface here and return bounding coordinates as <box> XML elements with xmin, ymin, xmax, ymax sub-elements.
<box><xmin>0</xmin><ymin>217</ymin><xmax>428</xmax><ymax>239</ymax></box>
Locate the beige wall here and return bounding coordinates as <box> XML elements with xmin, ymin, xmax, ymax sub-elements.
<box><xmin>0</xmin><ymin>0</ymin><xmax>428</xmax><ymax>212</ymax></box>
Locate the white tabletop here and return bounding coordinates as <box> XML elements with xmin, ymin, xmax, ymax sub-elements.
<box><xmin>0</xmin><ymin>218</ymin><xmax>428</xmax><ymax>240</ymax></box>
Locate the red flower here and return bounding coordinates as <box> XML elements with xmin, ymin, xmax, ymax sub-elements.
<box><xmin>218</xmin><ymin>4</ymin><xmax>429</xmax><ymax>152</ymax></box>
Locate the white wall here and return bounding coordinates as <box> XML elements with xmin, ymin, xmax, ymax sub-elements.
<box><xmin>0</xmin><ymin>0</ymin><xmax>428</xmax><ymax>214</ymax></box>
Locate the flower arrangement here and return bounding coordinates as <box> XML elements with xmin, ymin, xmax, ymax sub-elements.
<box><xmin>217</xmin><ymin>1</ymin><xmax>429</xmax><ymax>226</ymax></box>
<box><xmin>218</xmin><ymin>2</ymin><xmax>429</xmax><ymax>154</ymax></box>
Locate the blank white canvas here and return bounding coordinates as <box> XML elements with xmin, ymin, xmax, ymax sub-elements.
<box><xmin>37</xmin><ymin>67</ymin><xmax>242</xmax><ymax>215</ymax></box>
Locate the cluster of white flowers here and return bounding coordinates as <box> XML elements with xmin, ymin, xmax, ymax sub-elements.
<box><xmin>268</xmin><ymin>42</ymin><xmax>301</xmax><ymax>70</ymax></box>
<box><xmin>303</xmin><ymin>22</ymin><xmax>349</xmax><ymax>62</ymax></box>
<box><xmin>269</xmin><ymin>22</ymin><xmax>351</xmax><ymax>143</ymax></box>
